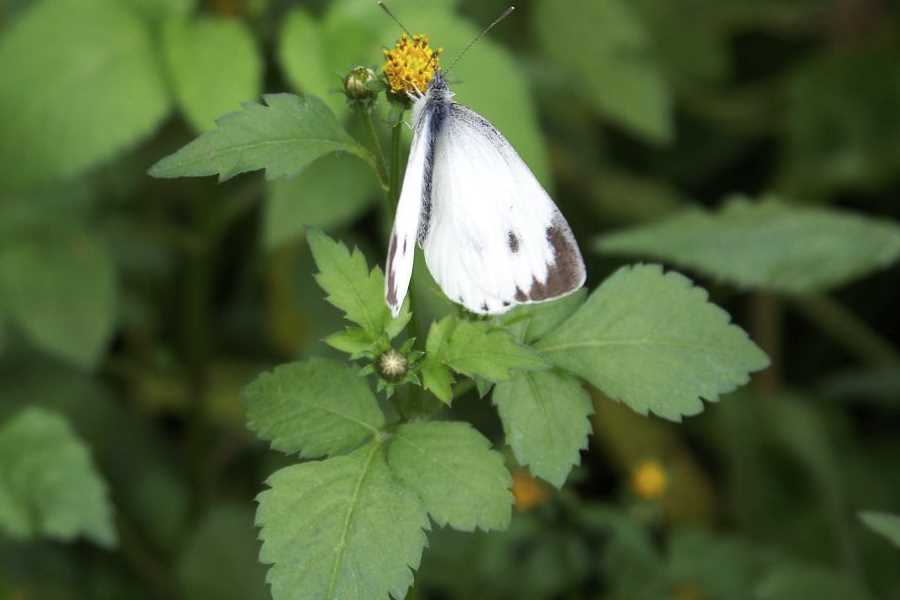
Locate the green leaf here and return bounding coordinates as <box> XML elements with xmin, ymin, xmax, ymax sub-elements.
<box><xmin>420</xmin><ymin>358</ymin><xmax>454</xmax><ymax>405</ymax></box>
<box><xmin>162</xmin><ymin>17</ymin><xmax>262</xmax><ymax>132</ymax></box>
<box><xmin>177</xmin><ymin>505</ymin><xmax>268</xmax><ymax>600</ymax></box>
<box><xmin>0</xmin><ymin>231</ymin><xmax>117</xmax><ymax>368</ymax></box>
<box><xmin>0</xmin><ymin>407</ymin><xmax>115</xmax><ymax>547</ymax></box>
<box><xmin>324</xmin><ymin>327</ymin><xmax>377</xmax><ymax>357</ymax></box>
<box><xmin>0</xmin><ymin>0</ymin><xmax>171</xmax><ymax>191</ymax></box>
<box><xmin>756</xmin><ymin>565</ymin><xmax>867</xmax><ymax>600</ymax></box>
<box><xmin>307</xmin><ymin>229</ymin><xmax>410</xmax><ymax>339</ymax></box>
<box><xmin>427</xmin><ymin>317</ymin><xmax>548</xmax><ymax>385</ymax></box>
<box><xmin>596</xmin><ymin>197</ymin><xmax>900</xmax><ymax>293</ymax></box>
<box><xmin>387</xmin><ymin>421</ymin><xmax>512</xmax><ymax>532</ymax></box>
<box><xmin>265</xmin><ymin>154</ymin><xmax>377</xmax><ymax>251</ymax></box>
<box><xmin>149</xmin><ymin>94</ymin><xmax>372</xmax><ymax>182</ymax></box>
<box><xmin>501</xmin><ymin>290</ymin><xmax>588</xmax><ymax>344</ymax></box>
<box><xmin>537</xmin><ymin>264</ymin><xmax>769</xmax><ymax>421</ymax></box>
<box><xmin>243</xmin><ymin>358</ymin><xmax>384</xmax><ymax>458</ymax></box>
<box><xmin>493</xmin><ymin>371</ymin><xmax>593</xmax><ymax>488</ymax></box>
<box><xmin>859</xmin><ymin>511</ymin><xmax>900</xmax><ymax>549</ymax></box>
<box><xmin>785</xmin><ymin>46</ymin><xmax>900</xmax><ymax>196</ymax></box>
<box><xmin>278</xmin><ymin>9</ymin><xmax>342</xmax><ymax>114</ymax></box>
<box><xmin>257</xmin><ymin>441</ymin><xmax>429</xmax><ymax>600</ymax></box>
<box><xmin>535</xmin><ymin>0</ymin><xmax>673</xmax><ymax>143</ymax></box>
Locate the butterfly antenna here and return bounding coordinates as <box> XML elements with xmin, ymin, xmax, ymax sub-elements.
<box><xmin>445</xmin><ymin>5</ymin><xmax>515</xmax><ymax>74</ymax></box>
<box><xmin>377</xmin><ymin>1</ymin><xmax>413</xmax><ymax>38</ymax></box>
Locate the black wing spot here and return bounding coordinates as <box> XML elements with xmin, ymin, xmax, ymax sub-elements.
<box><xmin>507</xmin><ymin>231</ymin><xmax>519</xmax><ymax>253</ymax></box>
<box><xmin>502</xmin><ymin>300</ymin><xmax>511</xmax><ymax>307</ymax></box>
<box><xmin>481</xmin><ymin>302</ymin><xmax>490</xmax><ymax>312</ymax></box>
<box><xmin>403</xmin><ymin>236</ymin><xmax>408</xmax><ymax>254</ymax></box>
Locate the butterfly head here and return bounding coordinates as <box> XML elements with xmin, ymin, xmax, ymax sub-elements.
<box><xmin>429</xmin><ymin>71</ymin><xmax>449</xmax><ymax>92</ymax></box>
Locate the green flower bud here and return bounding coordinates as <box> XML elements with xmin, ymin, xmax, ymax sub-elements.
<box><xmin>376</xmin><ymin>348</ymin><xmax>408</xmax><ymax>382</ymax></box>
<box><xmin>343</xmin><ymin>66</ymin><xmax>378</xmax><ymax>106</ymax></box>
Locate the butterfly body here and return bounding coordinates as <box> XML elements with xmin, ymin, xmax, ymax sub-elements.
<box><xmin>386</xmin><ymin>72</ymin><xmax>586</xmax><ymax>316</ymax></box>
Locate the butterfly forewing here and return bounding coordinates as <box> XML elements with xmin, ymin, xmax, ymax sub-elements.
<box><xmin>385</xmin><ymin>110</ymin><xmax>432</xmax><ymax>317</ymax></box>
<box><xmin>422</xmin><ymin>102</ymin><xmax>585</xmax><ymax>314</ymax></box>
<box><xmin>385</xmin><ymin>78</ymin><xmax>585</xmax><ymax>316</ymax></box>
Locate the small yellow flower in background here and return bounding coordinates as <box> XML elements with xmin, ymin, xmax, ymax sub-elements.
<box><xmin>511</xmin><ymin>469</ymin><xmax>550</xmax><ymax>511</ymax></box>
<box><xmin>673</xmin><ymin>582</ymin><xmax>707</xmax><ymax>600</ymax></box>
<box><xmin>382</xmin><ymin>33</ymin><xmax>442</xmax><ymax>95</ymax></box>
<box><xmin>630</xmin><ymin>459</ymin><xmax>668</xmax><ymax>500</ymax></box>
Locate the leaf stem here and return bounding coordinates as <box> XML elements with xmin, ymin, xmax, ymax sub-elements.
<box><xmin>361</xmin><ymin>109</ymin><xmax>389</xmax><ymax>191</ymax></box>
<box><xmin>750</xmin><ymin>292</ymin><xmax>782</xmax><ymax>394</ymax></box>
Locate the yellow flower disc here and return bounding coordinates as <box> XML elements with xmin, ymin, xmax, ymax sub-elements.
<box><xmin>382</xmin><ymin>33</ymin><xmax>442</xmax><ymax>94</ymax></box>
<box><xmin>630</xmin><ymin>459</ymin><xmax>668</xmax><ymax>500</ymax></box>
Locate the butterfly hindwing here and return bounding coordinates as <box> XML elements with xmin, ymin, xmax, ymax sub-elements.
<box><xmin>422</xmin><ymin>102</ymin><xmax>585</xmax><ymax>314</ymax></box>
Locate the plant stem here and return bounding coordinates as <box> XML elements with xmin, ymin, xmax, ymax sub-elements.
<box><xmin>361</xmin><ymin>109</ymin><xmax>389</xmax><ymax>191</ymax></box>
<box><xmin>750</xmin><ymin>292</ymin><xmax>782</xmax><ymax>394</ymax></box>
<box><xmin>789</xmin><ymin>294</ymin><xmax>900</xmax><ymax>368</ymax></box>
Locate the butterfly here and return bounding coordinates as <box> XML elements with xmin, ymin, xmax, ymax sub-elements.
<box><xmin>384</xmin><ymin>69</ymin><xmax>586</xmax><ymax>317</ymax></box>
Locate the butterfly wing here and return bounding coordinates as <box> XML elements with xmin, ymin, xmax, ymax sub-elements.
<box><xmin>423</xmin><ymin>103</ymin><xmax>585</xmax><ymax>315</ymax></box>
<box><xmin>385</xmin><ymin>108</ymin><xmax>432</xmax><ymax>317</ymax></box>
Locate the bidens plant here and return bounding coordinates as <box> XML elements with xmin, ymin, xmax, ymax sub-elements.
<box><xmin>150</xmin><ymin>28</ymin><xmax>769</xmax><ymax>600</ymax></box>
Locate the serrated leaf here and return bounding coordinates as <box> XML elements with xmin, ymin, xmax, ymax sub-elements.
<box><xmin>149</xmin><ymin>93</ymin><xmax>372</xmax><ymax>182</ymax></box>
<box><xmin>420</xmin><ymin>357</ymin><xmax>454</xmax><ymax>405</ymax></box>
<box><xmin>0</xmin><ymin>0</ymin><xmax>171</xmax><ymax>191</ymax></box>
<box><xmin>0</xmin><ymin>407</ymin><xmax>115</xmax><ymax>547</ymax></box>
<box><xmin>387</xmin><ymin>421</ymin><xmax>512</xmax><ymax>532</ymax></box>
<box><xmin>162</xmin><ymin>17</ymin><xmax>262</xmax><ymax>132</ymax></box>
<box><xmin>0</xmin><ymin>231</ymin><xmax>116</xmax><ymax>368</ymax></box>
<box><xmin>243</xmin><ymin>358</ymin><xmax>384</xmax><ymax>458</ymax></box>
<box><xmin>859</xmin><ymin>511</ymin><xmax>900</xmax><ymax>549</ymax></box>
<box><xmin>535</xmin><ymin>0</ymin><xmax>672</xmax><ymax>143</ymax></box>
<box><xmin>257</xmin><ymin>441</ymin><xmax>429</xmax><ymax>600</ymax></box>
<box><xmin>307</xmin><ymin>229</ymin><xmax>410</xmax><ymax>339</ymax></box>
<box><xmin>501</xmin><ymin>290</ymin><xmax>588</xmax><ymax>344</ymax></box>
<box><xmin>493</xmin><ymin>371</ymin><xmax>593</xmax><ymax>488</ymax></box>
<box><xmin>427</xmin><ymin>317</ymin><xmax>548</xmax><ymax>384</ymax></box>
<box><xmin>537</xmin><ymin>264</ymin><xmax>769</xmax><ymax>421</ymax></box>
<box><xmin>597</xmin><ymin>197</ymin><xmax>900</xmax><ymax>293</ymax></box>
<box><xmin>324</xmin><ymin>327</ymin><xmax>377</xmax><ymax>356</ymax></box>
<box><xmin>265</xmin><ymin>154</ymin><xmax>377</xmax><ymax>250</ymax></box>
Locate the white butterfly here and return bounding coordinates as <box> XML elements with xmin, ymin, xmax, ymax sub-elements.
<box><xmin>385</xmin><ymin>71</ymin><xmax>586</xmax><ymax>317</ymax></box>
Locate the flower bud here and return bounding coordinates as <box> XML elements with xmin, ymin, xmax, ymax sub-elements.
<box><xmin>343</xmin><ymin>66</ymin><xmax>378</xmax><ymax>106</ymax></box>
<box><xmin>376</xmin><ymin>348</ymin><xmax>408</xmax><ymax>382</ymax></box>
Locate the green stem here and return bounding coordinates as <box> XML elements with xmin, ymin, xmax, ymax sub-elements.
<box><xmin>789</xmin><ymin>294</ymin><xmax>900</xmax><ymax>368</ymax></box>
<box><xmin>361</xmin><ymin>109</ymin><xmax>389</xmax><ymax>191</ymax></box>
<box><xmin>750</xmin><ymin>292</ymin><xmax>782</xmax><ymax>394</ymax></box>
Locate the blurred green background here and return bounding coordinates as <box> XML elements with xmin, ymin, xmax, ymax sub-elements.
<box><xmin>1</xmin><ymin>0</ymin><xmax>900</xmax><ymax>598</ymax></box>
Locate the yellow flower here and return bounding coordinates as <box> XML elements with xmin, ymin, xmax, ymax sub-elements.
<box><xmin>630</xmin><ymin>459</ymin><xmax>668</xmax><ymax>500</ymax></box>
<box><xmin>382</xmin><ymin>33</ymin><xmax>442</xmax><ymax>95</ymax></box>
<box><xmin>511</xmin><ymin>469</ymin><xmax>550</xmax><ymax>511</ymax></box>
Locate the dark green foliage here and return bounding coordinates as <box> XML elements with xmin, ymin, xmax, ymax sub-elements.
<box><xmin>1</xmin><ymin>0</ymin><xmax>899</xmax><ymax>598</ymax></box>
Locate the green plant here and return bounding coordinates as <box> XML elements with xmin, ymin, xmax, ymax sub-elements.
<box><xmin>148</xmin><ymin>35</ymin><xmax>770</xmax><ymax>596</ymax></box>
